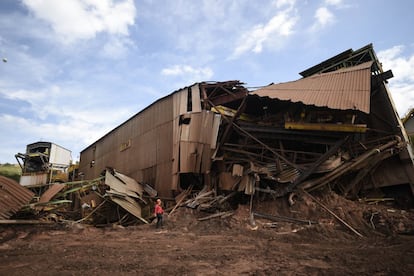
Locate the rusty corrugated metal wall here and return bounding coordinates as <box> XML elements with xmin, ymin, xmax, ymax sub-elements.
<box><xmin>79</xmin><ymin>83</ymin><xmax>212</xmax><ymax>197</ymax></box>
<box><xmin>79</xmin><ymin>91</ymin><xmax>176</xmax><ymax>196</ymax></box>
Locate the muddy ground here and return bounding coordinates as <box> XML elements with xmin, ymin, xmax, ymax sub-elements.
<box><xmin>1</xmin><ymin>191</ymin><xmax>414</xmax><ymax>275</ymax></box>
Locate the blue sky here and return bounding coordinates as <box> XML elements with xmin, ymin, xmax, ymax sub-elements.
<box><xmin>1</xmin><ymin>0</ymin><xmax>414</xmax><ymax>163</ymax></box>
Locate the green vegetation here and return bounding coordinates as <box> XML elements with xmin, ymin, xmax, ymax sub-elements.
<box><xmin>0</xmin><ymin>163</ymin><xmax>21</xmax><ymax>182</ymax></box>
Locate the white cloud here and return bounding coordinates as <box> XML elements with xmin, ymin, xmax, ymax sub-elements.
<box><xmin>231</xmin><ymin>7</ymin><xmax>298</xmax><ymax>58</ymax></box>
<box><xmin>0</xmin><ymin>84</ymin><xmax>135</xmax><ymax>163</ymax></box>
<box><xmin>378</xmin><ymin>45</ymin><xmax>414</xmax><ymax>116</ymax></box>
<box><xmin>0</xmin><ymin>85</ymin><xmax>133</xmax><ymax>123</ymax></box>
<box><xmin>161</xmin><ymin>65</ymin><xmax>214</xmax><ymax>81</ymax></box>
<box><xmin>0</xmin><ymin>113</ymin><xmax>111</xmax><ymax>162</ymax></box>
<box><xmin>308</xmin><ymin>0</ymin><xmax>350</xmax><ymax>34</ymax></box>
<box><xmin>22</xmin><ymin>0</ymin><xmax>136</xmax><ymax>44</ymax></box>
<box><xmin>311</xmin><ymin>7</ymin><xmax>335</xmax><ymax>31</ymax></box>
<box><xmin>378</xmin><ymin>46</ymin><xmax>414</xmax><ymax>83</ymax></box>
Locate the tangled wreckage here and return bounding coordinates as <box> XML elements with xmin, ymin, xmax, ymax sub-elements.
<box><xmin>2</xmin><ymin>44</ymin><xmax>414</xmax><ymax>232</ymax></box>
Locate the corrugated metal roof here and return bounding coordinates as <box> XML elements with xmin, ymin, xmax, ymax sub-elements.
<box><xmin>0</xmin><ymin>176</ymin><xmax>34</xmax><ymax>219</ymax></box>
<box><xmin>252</xmin><ymin>61</ymin><xmax>373</xmax><ymax>114</ymax></box>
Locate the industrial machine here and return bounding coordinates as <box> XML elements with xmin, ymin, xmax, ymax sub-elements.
<box><xmin>15</xmin><ymin>141</ymin><xmax>73</xmax><ymax>188</ymax></box>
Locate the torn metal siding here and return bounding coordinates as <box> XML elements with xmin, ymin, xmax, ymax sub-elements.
<box><xmin>103</xmin><ymin>169</ymin><xmax>148</xmax><ymax>223</ymax></box>
<box><xmin>105</xmin><ymin>170</ymin><xmax>144</xmax><ymax>198</ymax></box>
<box><xmin>177</xmin><ymin>111</ymin><xmax>218</xmax><ymax>174</ymax></box>
<box><xmin>0</xmin><ymin>176</ymin><xmax>34</xmax><ymax>219</ymax></box>
<box><xmin>252</xmin><ymin>61</ymin><xmax>373</xmax><ymax>114</ymax></box>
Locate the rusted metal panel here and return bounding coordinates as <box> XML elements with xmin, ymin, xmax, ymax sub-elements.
<box><xmin>38</xmin><ymin>183</ymin><xmax>65</xmax><ymax>203</ymax></box>
<box><xmin>210</xmin><ymin>114</ymin><xmax>221</xmax><ymax>149</ymax></box>
<box><xmin>172</xmin><ymin>116</ymin><xmax>180</xmax><ymax>175</ymax></box>
<box><xmin>156</xmin><ymin>121</ymin><xmax>173</xmax><ymax>162</ymax></box>
<box><xmin>179</xmin><ymin>141</ymin><xmax>198</xmax><ymax>173</ymax></box>
<box><xmin>156</xmin><ymin>162</ymin><xmax>173</xmax><ymax>196</ymax></box>
<box><xmin>191</xmin><ymin>83</ymin><xmax>202</xmax><ymax>112</ymax></box>
<box><xmin>201</xmin><ymin>144</ymin><xmax>212</xmax><ymax>173</ymax></box>
<box><xmin>105</xmin><ymin>170</ymin><xmax>143</xmax><ymax>199</ymax></box>
<box><xmin>110</xmin><ymin>197</ymin><xmax>147</xmax><ymax>223</ymax></box>
<box><xmin>252</xmin><ymin>61</ymin><xmax>373</xmax><ymax>114</ymax></box>
<box><xmin>19</xmin><ymin>173</ymin><xmax>48</xmax><ymax>187</ymax></box>
<box><xmin>0</xmin><ymin>176</ymin><xmax>34</xmax><ymax>219</ymax></box>
<box><xmin>178</xmin><ymin>88</ymin><xmax>188</xmax><ymax>115</ymax></box>
<box><xmin>178</xmin><ymin>111</ymin><xmax>217</xmax><ymax>174</ymax></box>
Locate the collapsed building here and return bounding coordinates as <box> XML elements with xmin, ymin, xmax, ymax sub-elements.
<box><xmin>78</xmin><ymin>44</ymin><xmax>414</xmax><ymax>206</ymax></box>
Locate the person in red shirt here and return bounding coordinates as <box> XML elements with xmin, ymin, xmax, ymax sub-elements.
<box><xmin>154</xmin><ymin>198</ymin><xmax>164</xmax><ymax>229</ymax></box>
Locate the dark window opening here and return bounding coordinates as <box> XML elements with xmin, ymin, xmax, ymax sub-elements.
<box><xmin>187</xmin><ymin>87</ymin><xmax>192</xmax><ymax>112</ymax></box>
<box><xmin>179</xmin><ymin>173</ymin><xmax>203</xmax><ymax>191</ymax></box>
<box><xmin>179</xmin><ymin>115</ymin><xmax>191</xmax><ymax>125</ymax></box>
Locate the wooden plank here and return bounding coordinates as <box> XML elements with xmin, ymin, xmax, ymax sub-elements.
<box><xmin>169</xmin><ymin>185</ymin><xmax>193</xmax><ymax>215</ymax></box>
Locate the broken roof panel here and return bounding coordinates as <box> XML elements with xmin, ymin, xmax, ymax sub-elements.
<box><xmin>0</xmin><ymin>176</ymin><xmax>34</xmax><ymax>219</ymax></box>
<box><xmin>252</xmin><ymin>61</ymin><xmax>373</xmax><ymax>114</ymax></box>
<box><xmin>38</xmin><ymin>183</ymin><xmax>65</xmax><ymax>204</ymax></box>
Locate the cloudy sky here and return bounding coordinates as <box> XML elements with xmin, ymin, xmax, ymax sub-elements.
<box><xmin>1</xmin><ymin>0</ymin><xmax>413</xmax><ymax>163</ymax></box>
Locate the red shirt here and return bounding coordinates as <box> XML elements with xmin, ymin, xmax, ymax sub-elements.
<box><xmin>155</xmin><ymin>204</ymin><xmax>164</xmax><ymax>215</ymax></box>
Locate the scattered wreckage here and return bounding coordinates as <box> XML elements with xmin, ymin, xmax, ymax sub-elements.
<box><xmin>1</xmin><ymin>44</ymin><xmax>414</xmax><ymax>236</ymax></box>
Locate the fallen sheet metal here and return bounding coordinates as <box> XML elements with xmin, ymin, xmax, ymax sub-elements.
<box><xmin>105</xmin><ymin>169</ymin><xmax>144</xmax><ymax>201</ymax></box>
<box><xmin>38</xmin><ymin>183</ymin><xmax>65</xmax><ymax>203</ymax></box>
<box><xmin>0</xmin><ymin>176</ymin><xmax>34</xmax><ymax>219</ymax></box>
<box><xmin>110</xmin><ymin>196</ymin><xmax>148</xmax><ymax>224</ymax></box>
<box><xmin>104</xmin><ymin>169</ymin><xmax>148</xmax><ymax>223</ymax></box>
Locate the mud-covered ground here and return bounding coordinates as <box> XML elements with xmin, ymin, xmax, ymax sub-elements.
<box><xmin>1</xmin><ymin>191</ymin><xmax>414</xmax><ymax>275</ymax></box>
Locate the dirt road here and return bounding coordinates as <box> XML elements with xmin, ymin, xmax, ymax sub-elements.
<box><xmin>1</xmin><ymin>193</ymin><xmax>414</xmax><ymax>275</ymax></box>
<box><xmin>1</xmin><ymin>218</ymin><xmax>414</xmax><ymax>275</ymax></box>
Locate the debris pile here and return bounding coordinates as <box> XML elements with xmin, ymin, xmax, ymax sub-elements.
<box><xmin>1</xmin><ymin>44</ymin><xmax>414</xmax><ymax>238</ymax></box>
<box><xmin>1</xmin><ymin>169</ymin><xmax>156</xmax><ymax>226</ymax></box>
<box><xmin>1</xmin><ymin>166</ymin><xmax>413</xmax><ymax>238</ymax></box>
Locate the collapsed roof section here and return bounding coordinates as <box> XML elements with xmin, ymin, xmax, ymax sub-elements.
<box><xmin>211</xmin><ymin>44</ymin><xmax>414</xmax><ymax>197</ymax></box>
<box><xmin>252</xmin><ymin>61</ymin><xmax>373</xmax><ymax>114</ymax></box>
